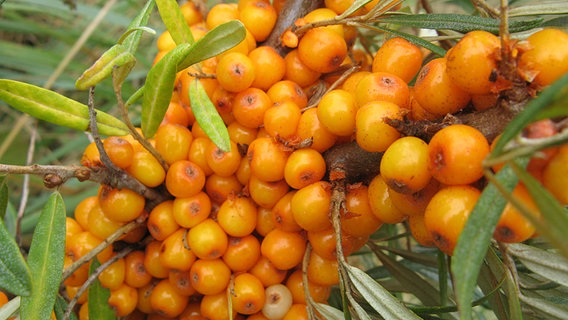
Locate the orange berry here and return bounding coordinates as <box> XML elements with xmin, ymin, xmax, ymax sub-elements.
<box><xmin>66</xmin><ymin>230</ymin><xmax>113</xmax><ymax>263</ymax></box>
<box><xmin>98</xmin><ymin>185</ymin><xmax>145</xmax><ymax>222</ymax></box>
<box><xmin>187</xmin><ymin>219</ymin><xmax>229</xmax><ymax>260</ymax></box>
<box><xmin>180</xmin><ymin>1</ymin><xmax>203</xmax><ymax>26</ymax></box>
<box><xmin>284</xmin><ymin>49</ymin><xmax>321</xmax><ymax>87</ymax></box>
<box><xmin>317</xmin><ymin>89</ymin><xmax>357</xmax><ymax>137</ymax></box>
<box><xmin>239</xmin><ymin>1</ymin><xmax>277</xmax><ymax>42</ymax></box>
<box><xmin>261</xmin><ymin>229</ymin><xmax>306</xmax><ymax>270</ymax></box>
<box><xmin>188</xmin><ymin>137</ymin><xmax>214</xmax><ymax>176</ymax></box>
<box><xmin>372</xmin><ymin>37</ymin><xmax>423</xmax><ymax>83</ymax></box>
<box><xmin>249</xmin><ymin>255</ymin><xmax>287</xmax><ymax>287</ymax></box>
<box><xmin>87</xmin><ymin>200</ymin><xmax>125</xmax><ymax>240</ymax></box>
<box><xmin>494</xmin><ymin>184</ymin><xmax>541</xmax><ymax>243</ymax></box>
<box><xmin>159</xmin><ymin>228</ymin><xmax>197</xmax><ymax>271</ymax></box>
<box><xmin>354</xmin><ymin>72</ymin><xmax>410</xmax><ymax>108</ymax></box>
<box><xmin>144</xmin><ymin>240</ymin><xmax>170</xmax><ymax>279</ymax></box>
<box><xmin>205</xmin><ymin>140</ymin><xmax>242</xmax><ymax>177</ymax></box>
<box><xmin>190</xmin><ymin>258</ymin><xmax>232</xmax><ymax>295</ymax></box>
<box><xmin>103</xmin><ymin>136</ymin><xmax>134</xmax><ymax>169</ymax></box>
<box><xmin>428</xmin><ymin>124</ymin><xmax>490</xmax><ymax>185</ymax></box>
<box><xmin>233</xmin><ymin>87</ymin><xmax>273</xmax><ymax>128</ymax></box>
<box><xmin>127</xmin><ymin>150</ymin><xmax>166</xmax><ymax>187</ymax></box>
<box><xmin>263</xmin><ymin>100</ymin><xmax>302</xmax><ymax>140</ymax></box>
<box><xmin>124</xmin><ymin>250</ymin><xmax>153</xmax><ymax>288</ymax></box>
<box><xmin>247</xmin><ymin>137</ymin><xmax>290</xmax><ymax>182</ymax></box>
<box><xmin>227</xmin><ymin>121</ymin><xmax>258</xmax><ymax>145</ymax></box>
<box><xmin>542</xmin><ymin>145</ymin><xmax>568</xmax><ymax>205</ymax></box>
<box><xmin>222</xmin><ymin>234</ymin><xmax>261</xmax><ymax>272</ymax></box>
<box><xmin>308</xmin><ymin>227</ymin><xmax>357</xmax><ymax>260</ymax></box>
<box><xmin>296</xmin><ymin>108</ymin><xmax>338</xmax><ymax>153</ymax></box>
<box><xmin>206</xmin><ymin>3</ymin><xmax>239</xmax><ymax>30</ymax></box>
<box><xmin>368</xmin><ymin>174</ymin><xmax>406</xmax><ymax>224</ymax></box>
<box><xmin>205</xmin><ymin>173</ymin><xmax>244</xmax><ymax>204</ymax></box>
<box><xmin>81</xmin><ymin>141</ymin><xmax>102</xmax><ymax>168</ymax></box>
<box><xmin>298</xmin><ymin>27</ymin><xmax>347</xmax><ymax>73</ymax></box>
<box><xmin>173</xmin><ymin>191</ymin><xmax>212</xmax><ymax>228</ymax></box>
<box><xmin>291</xmin><ymin>181</ymin><xmax>332</xmax><ymax>232</ymax></box>
<box><xmin>154</xmin><ymin>123</ymin><xmax>193</xmax><ymax>165</ymax></box>
<box><xmin>342</xmin><ymin>185</ymin><xmax>383</xmax><ymax>236</ymax></box>
<box><xmin>388</xmin><ymin>178</ymin><xmax>441</xmax><ymax>217</ymax></box>
<box><xmin>166</xmin><ymin>160</ymin><xmax>206</xmax><ymax>198</ymax></box>
<box><xmin>284</xmin><ymin>148</ymin><xmax>327</xmax><ymax>190</ymax></box>
<box><xmin>147</xmin><ymin>200</ymin><xmax>180</xmax><ymax>241</ymax></box>
<box><xmin>408</xmin><ymin>213</ymin><xmax>436</xmax><ymax>247</ymax></box>
<box><xmin>271</xmin><ymin>191</ymin><xmax>303</xmax><ymax>232</ymax></box>
<box><xmin>108</xmin><ymin>283</ymin><xmax>138</xmax><ymax>317</ymax></box>
<box><xmin>256</xmin><ymin>207</ymin><xmax>277</xmax><ymax>237</ymax></box>
<box><xmin>285</xmin><ymin>269</ymin><xmax>330</xmax><ymax>305</ymax></box>
<box><xmin>249</xmin><ymin>46</ymin><xmax>286</xmax><ymax>90</ymax></box>
<box><xmin>248</xmin><ymin>175</ymin><xmax>290</xmax><ymax>209</ymax></box>
<box><xmin>446</xmin><ymin>30</ymin><xmax>500</xmax><ymax>95</ymax></box>
<box><xmin>217</xmin><ymin>196</ymin><xmax>258</xmax><ymax>237</ymax></box>
<box><xmin>216</xmin><ymin>52</ymin><xmax>256</xmax><ymax>93</ymax></box>
<box><xmin>266</xmin><ymin>80</ymin><xmax>308</xmax><ymax>108</ymax></box>
<box><xmin>355</xmin><ymin>100</ymin><xmax>402</xmax><ymax>152</ymax></box>
<box><xmin>168</xmin><ymin>269</ymin><xmax>197</xmax><ymax>296</ymax></box>
<box><xmin>200</xmin><ymin>291</ymin><xmax>237</xmax><ymax>320</ymax></box>
<box><xmin>307</xmin><ymin>251</ymin><xmax>339</xmax><ymax>286</ymax></box>
<box><xmin>65</xmin><ymin>217</ymin><xmax>83</xmax><ymax>247</ymax></box>
<box><xmin>283</xmin><ymin>304</ymin><xmax>308</xmax><ymax>320</ymax></box>
<box><xmin>424</xmin><ymin>185</ymin><xmax>481</xmax><ymax>255</ymax></box>
<box><xmin>73</xmin><ymin>196</ymin><xmax>97</xmax><ymax>231</ymax></box>
<box><xmin>150</xmin><ymin>279</ymin><xmax>189</xmax><ymax>318</ymax></box>
<box><xmin>98</xmin><ymin>257</ymin><xmax>126</xmax><ymax>290</ymax></box>
<box><xmin>413</xmin><ymin>58</ymin><xmax>471</xmax><ymax>117</ymax></box>
<box><xmin>231</xmin><ymin>273</ymin><xmax>266</xmax><ymax>315</ymax></box>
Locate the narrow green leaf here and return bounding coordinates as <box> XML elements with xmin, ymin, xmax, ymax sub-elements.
<box><xmin>312</xmin><ymin>303</ymin><xmax>345</xmax><ymax>320</ymax></box>
<box><xmin>0</xmin><ymin>218</ymin><xmax>32</xmax><ymax>297</ymax></box>
<box><xmin>508</xmin><ymin>243</ymin><xmax>568</xmax><ymax>288</ymax></box>
<box><xmin>88</xmin><ymin>259</ymin><xmax>116</xmax><ymax>320</ymax></box>
<box><xmin>503</xmin><ymin>264</ymin><xmax>523</xmax><ymax>320</ymax></box>
<box><xmin>156</xmin><ymin>0</ymin><xmax>194</xmax><ymax>45</ymax></box>
<box><xmin>0</xmin><ymin>79</ymin><xmax>129</xmax><ymax>136</ymax></box>
<box><xmin>509</xmin><ymin>1</ymin><xmax>568</xmax><ymax>17</ymax></box>
<box><xmin>141</xmin><ymin>43</ymin><xmax>191</xmax><ymax>138</ymax></box>
<box><xmin>120</xmin><ymin>0</ymin><xmax>156</xmax><ymax>53</ymax></box>
<box><xmin>374</xmin><ymin>249</ymin><xmax>440</xmax><ymax>306</ymax></box>
<box><xmin>378</xmin><ymin>13</ymin><xmax>543</xmax><ymax>34</ymax></box>
<box><xmin>20</xmin><ymin>192</ymin><xmax>66</xmax><ymax>320</ymax></box>
<box><xmin>490</xmin><ymin>73</ymin><xmax>568</xmax><ymax>159</ymax></box>
<box><xmin>0</xmin><ymin>175</ymin><xmax>8</xmax><ymax>219</ymax></box>
<box><xmin>178</xmin><ymin>20</ymin><xmax>247</xmax><ymax>70</ymax></box>
<box><xmin>75</xmin><ymin>44</ymin><xmax>136</xmax><ymax>90</ymax></box>
<box><xmin>452</xmin><ymin>161</ymin><xmax>525</xmax><ymax>320</ymax></box>
<box><xmin>54</xmin><ymin>295</ymin><xmax>78</xmax><ymax>320</ymax></box>
<box><xmin>336</xmin><ymin>0</ymin><xmax>372</xmax><ymax>20</ymax></box>
<box><xmin>189</xmin><ymin>79</ymin><xmax>231</xmax><ymax>152</ymax></box>
<box><xmin>365</xmin><ymin>24</ymin><xmax>446</xmax><ymax>57</ymax></box>
<box><xmin>345</xmin><ymin>264</ymin><xmax>422</xmax><ymax>319</ymax></box>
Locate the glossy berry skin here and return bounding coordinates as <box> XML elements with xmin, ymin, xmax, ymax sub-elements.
<box><xmin>316</xmin><ymin>89</ymin><xmax>358</xmax><ymax>137</ymax></box>
<box><xmin>216</xmin><ymin>52</ymin><xmax>256</xmax><ymax>93</ymax></box>
<box><xmin>231</xmin><ymin>273</ymin><xmax>266</xmax><ymax>315</ymax></box>
<box><xmin>424</xmin><ymin>185</ymin><xmax>481</xmax><ymax>255</ymax></box>
<box><xmin>354</xmin><ymin>72</ymin><xmax>410</xmax><ymax>109</ymax></box>
<box><xmin>187</xmin><ymin>218</ymin><xmax>229</xmax><ymax>260</ymax></box>
<box><xmin>355</xmin><ymin>100</ymin><xmax>402</xmax><ymax>152</ymax></box>
<box><xmin>165</xmin><ymin>160</ymin><xmax>206</xmax><ymax>198</ymax></box>
<box><xmin>189</xmin><ymin>258</ymin><xmax>232</xmax><ymax>295</ymax></box>
<box><xmin>298</xmin><ymin>27</ymin><xmax>347</xmax><ymax>73</ymax></box>
<box><xmin>372</xmin><ymin>37</ymin><xmax>423</xmax><ymax>83</ymax></box>
<box><xmin>217</xmin><ymin>196</ymin><xmax>258</xmax><ymax>237</ymax></box>
<box><xmin>494</xmin><ymin>184</ymin><xmax>540</xmax><ymax>243</ymax></box>
<box><xmin>284</xmin><ymin>148</ymin><xmax>327</xmax><ymax>190</ymax></box>
<box><xmin>291</xmin><ymin>181</ymin><xmax>332</xmax><ymax>232</ymax></box>
<box><xmin>261</xmin><ymin>229</ymin><xmax>306</xmax><ymax>270</ymax></box>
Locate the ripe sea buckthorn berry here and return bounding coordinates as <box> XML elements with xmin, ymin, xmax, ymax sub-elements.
<box><xmin>231</xmin><ymin>273</ymin><xmax>266</xmax><ymax>315</ymax></box>
<box><xmin>296</xmin><ymin>108</ymin><xmax>338</xmax><ymax>153</ymax></box>
<box><xmin>103</xmin><ymin>136</ymin><xmax>134</xmax><ymax>169</ymax></box>
<box><xmin>249</xmin><ymin>175</ymin><xmax>290</xmax><ymax>209</ymax></box>
<box><xmin>187</xmin><ymin>219</ymin><xmax>228</xmax><ymax>260</ymax></box>
<box><xmin>445</xmin><ymin>30</ymin><xmax>500</xmax><ymax>95</ymax></box>
<box><xmin>267</xmin><ymin>80</ymin><xmax>309</xmax><ymax>108</ymax></box>
<box><xmin>388</xmin><ymin>178</ymin><xmax>441</xmax><ymax>217</ymax></box>
<box><xmin>206</xmin><ymin>3</ymin><xmax>238</xmax><ymax>30</ymax></box>
<box><xmin>81</xmin><ymin>141</ymin><xmax>102</xmax><ymax>168</ymax></box>
<box><xmin>283</xmin><ymin>304</ymin><xmax>308</xmax><ymax>320</ymax></box>
<box><xmin>354</xmin><ymin>72</ymin><xmax>410</xmax><ymax>108</ymax></box>
<box><xmin>173</xmin><ymin>191</ymin><xmax>212</xmax><ymax>228</ymax></box>
<box><xmin>261</xmin><ymin>229</ymin><xmax>306</xmax><ymax>270</ymax></box>
<box><xmin>298</xmin><ymin>27</ymin><xmax>347</xmax><ymax>73</ymax></box>
<box><xmin>316</xmin><ymin>89</ymin><xmax>357</xmax><ymax>137</ymax></box>
<box><xmin>233</xmin><ymin>87</ymin><xmax>273</xmax><ymax>128</ymax></box>
<box><xmin>216</xmin><ymin>52</ymin><xmax>256</xmax><ymax>93</ymax></box>
<box><xmin>257</xmin><ymin>207</ymin><xmax>276</xmax><ymax>236</ymax></box>
<box><xmin>494</xmin><ymin>184</ymin><xmax>541</xmax><ymax>243</ymax></box>
<box><xmin>239</xmin><ymin>1</ymin><xmax>277</xmax><ymax>42</ymax></box>
<box><xmin>127</xmin><ymin>150</ymin><xmax>166</xmax><ymax>187</ymax></box>
<box><xmin>211</xmin><ymin>86</ymin><xmax>236</xmax><ymax>115</ymax></box>
<box><xmin>124</xmin><ymin>250</ymin><xmax>153</xmax><ymax>288</ymax></box>
<box><xmin>190</xmin><ymin>258</ymin><xmax>232</xmax><ymax>295</ymax></box>
<box><xmin>98</xmin><ymin>257</ymin><xmax>125</xmax><ymax>291</ymax></box>
<box><xmin>236</xmin><ymin>158</ymin><xmax>252</xmax><ymax>186</ymax></box>
<box><xmin>368</xmin><ymin>174</ymin><xmax>406</xmax><ymax>224</ymax></box>
<box><xmin>165</xmin><ymin>98</ymin><xmax>192</xmax><ymax>127</ymax></box>
<box><xmin>157</xmin><ymin>30</ymin><xmax>176</xmax><ymax>52</ymax></box>
<box><xmin>168</xmin><ymin>269</ymin><xmax>197</xmax><ymax>296</ymax></box>
<box><xmin>304</xmin><ymin>8</ymin><xmax>344</xmax><ymax>36</ymax></box>
<box><xmin>73</xmin><ymin>196</ymin><xmax>97</xmax><ymax>231</ymax></box>
<box><xmin>190</xmin><ymin>121</ymin><xmax>209</xmax><ymax>139</ymax></box>
<box><xmin>65</xmin><ymin>217</ymin><xmax>83</xmax><ymax>246</ymax></box>
<box><xmin>228</xmin><ymin>121</ymin><xmax>258</xmax><ymax>145</ymax></box>
<box><xmin>407</xmin><ymin>213</ymin><xmax>436</xmax><ymax>247</ymax></box>
<box><xmin>136</xmin><ymin>282</ymin><xmax>156</xmax><ymax>314</ymax></box>
<box><xmin>66</xmin><ymin>230</ymin><xmax>113</xmax><ymax>263</ymax></box>
<box><xmin>308</xmin><ymin>227</ymin><xmax>356</xmax><ymax>260</ymax></box>
<box><xmin>355</xmin><ymin>100</ymin><xmax>402</xmax><ymax>152</ymax></box>
<box><xmin>247</xmin><ymin>137</ymin><xmax>290</xmax><ymax>182</ymax></box>
<box><xmin>144</xmin><ymin>240</ymin><xmax>170</xmax><ymax>279</ymax></box>
<box><xmin>63</xmin><ymin>255</ymin><xmax>88</xmax><ymax>286</ymax></box>
<box><xmin>542</xmin><ymin>145</ymin><xmax>568</xmax><ymax>205</ymax></box>
<box><xmin>372</xmin><ymin>37</ymin><xmax>423</xmax><ymax>83</ymax></box>
<box><xmin>200</xmin><ymin>291</ymin><xmax>237</xmax><ymax>320</ymax></box>
<box><xmin>222</xmin><ymin>234</ymin><xmax>261</xmax><ymax>272</ymax></box>
<box><xmin>98</xmin><ymin>185</ymin><xmax>145</xmax><ymax>222</ymax></box>
<box><xmin>342</xmin><ymin>185</ymin><xmax>383</xmax><ymax>236</ymax></box>
<box><xmin>160</xmin><ymin>228</ymin><xmax>197</xmax><ymax>271</ymax></box>
<box><xmin>155</xmin><ymin>123</ymin><xmax>193</xmax><ymax>165</ymax></box>
<box><xmin>108</xmin><ymin>283</ymin><xmax>138</xmax><ymax>317</ymax></box>
<box><xmin>271</xmin><ymin>191</ymin><xmax>303</xmax><ymax>232</ymax></box>
<box><xmin>518</xmin><ymin>28</ymin><xmax>568</xmax><ymax>88</ymax></box>
<box><xmin>263</xmin><ymin>100</ymin><xmax>302</xmax><ymax>140</ymax></box>
<box><xmin>217</xmin><ymin>196</ymin><xmax>258</xmax><ymax>237</ymax></box>
<box><xmin>67</xmin><ymin>284</ymin><xmax>88</xmax><ymax>305</ymax></box>
<box><xmin>249</xmin><ymin>255</ymin><xmax>288</xmax><ymax>287</ymax></box>
<box><xmin>307</xmin><ymin>251</ymin><xmax>339</xmax><ymax>286</ymax></box>
<box><xmin>178</xmin><ymin>301</ymin><xmax>203</xmax><ymax>319</ymax></box>
<box><xmin>147</xmin><ymin>200</ymin><xmax>179</xmax><ymax>241</ymax></box>
<box><xmin>262</xmin><ymin>284</ymin><xmax>293</xmax><ymax>320</ymax></box>
<box><xmin>428</xmin><ymin>124</ymin><xmax>490</xmax><ymax>185</ymax></box>
<box><xmin>291</xmin><ymin>181</ymin><xmax>332</xmax><ymax>232</ymax></box>
<box><xmin>284</xmin><ymin>49</ymin><xmax>321</xmax><ymax>87</ymax></box>
<box><xmin>424</xmin><ymin>185</ymin><xmax>481</xmax><ymax>255</ymax></box>
<box><xmin>380</xmin><ymin>136</ymin><xmax>432</xmax><ymax>194</ymax></box>
<box><xmin>150</xmin><ymin>279</ymin><xmax>189</xmax><ymax>318</ymax></box>
<box><xmin>413</xmin><ymin>57</ymin><xmax>471</xmax><ymax>117</ymax></box>
<box><xmin>188</xmin><ymin>137</ymin><xmax>214</xmax><ymax>176</ymax></box>
<box><xmin>205</xmin><ymin>140</ymin><xmax>241</xmax><ymax>177</ymax></box>
<box><xmin>249</xmin><ymin>47</ymin><xmax>285</xmax><ymax>90</ymax></box>
<box><xmin>166</xmin><ymin>160</ymin><xmax>206</xmax><ymax>198</ymax></box>
<box><xmin>284</xmin><ymin>149</ymin><xmax>327</xmax><ymax>190</ymax></box>
<box><xmin>180</xmin><ymin>1</ymin><xmax>203</xmax><ymax>26</ymax></box>
<box><xmin>342</xmin><ymin>71</ymin><xmax>371</xmax><ymax>95</ymax></box>
<box><xmin>205</xmin><ymin>173</ymin><xmax>244</xmax><ymax>204</ymax></box>
<box><xmin>87</xmin><ymin>201</ymin><xmax>125</xmax><ymax>240</ymax></box>
<box><xmin>0</xmin><ymin>291</ymin><xmax>8</xmax><ymax>307</ymax></box>
<box><xmin>285</xmin><ymin>269</ymin><xmax>330</xmax><ymax>305</ymax></box>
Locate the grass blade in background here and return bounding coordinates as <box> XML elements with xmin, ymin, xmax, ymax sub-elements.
<box><xmin>452</xmin><ymin>161</ymin><xmax>524</xmax><ymax>320</ymax></box>
<box><xmin>156</xmin><ymin>0</ymin><xmax>194</xmax><ymax>45</ymax></box>
<box><xmin>0</xmin><ymin>79</ymin><xmax>129</xmax><ymax>136</ymax></box>
<box><xmin>20</xmin><ymin>192</ymin><xmax>66</xmax><ymax>320</ymax></box>
<box><xmin>189</xmin><ymin>79</ymin><xmax>231</xmax><ymax>152</ymax></box>
<box><xmin>88</xmin><ymin>259</ymin><xmax>116</xmax><ymax>320</ymax></box>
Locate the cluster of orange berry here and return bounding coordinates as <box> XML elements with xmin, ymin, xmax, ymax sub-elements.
<box><xmin>63</xmin><ymin>0</ymin><xmax>568</xmax><ymax>319</ymax></box>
